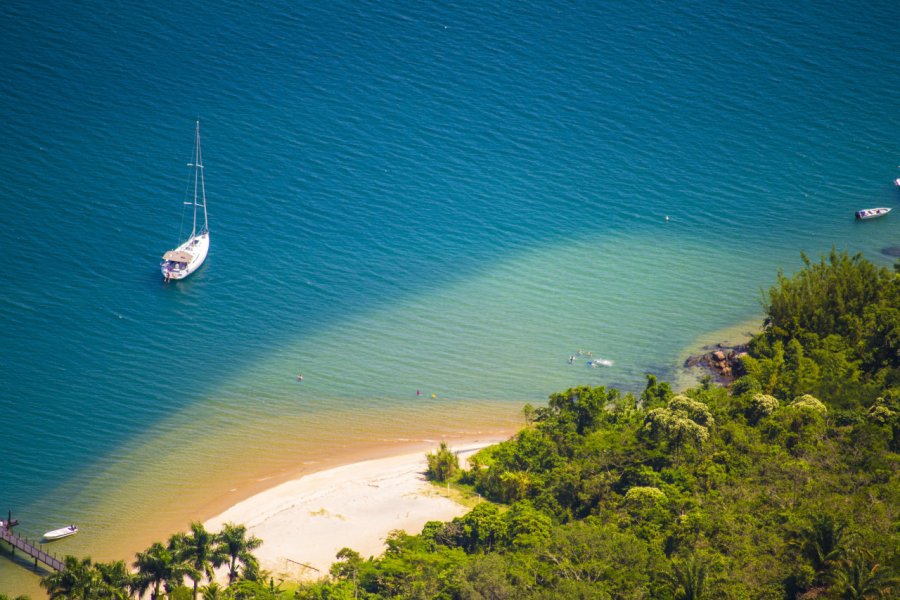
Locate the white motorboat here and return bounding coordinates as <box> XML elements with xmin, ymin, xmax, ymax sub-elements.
<box><xmin>43</xmin><ymin>524</ymin><xmax>78</xmax><ymax>540</ymax></box>
<box><xmin>161</xmin><ymin>121</ymin><xmax>210</xmax><ymax>281</ymax></box>
<box><xmin>855</xmin><ymin>207</ymin><xmax>891</xmax><ymax>220</ymax></box>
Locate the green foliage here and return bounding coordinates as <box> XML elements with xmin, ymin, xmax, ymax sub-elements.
<box><xmin>133</xmin><ymin>541</ymin><xmax>192</xmax><ymax>600</ymax></box>
<box><xmin>746</xmin><ymin>249</ymin><xmax>900</xmax><ymax>408</ymax></box>
<box><xmin>641</xmin><ymin>374</ymin><xmax>674</xmax><ymax>409</ymax></box>
<box><xmin>300</xmin><ymin>360</ymin><xmax>897</xmax><ymax>599</ymax></box>
<box><xmin>538</xmin><ymin>518</ymin><xmax>657</xmax><ymax>597</ymax></box>
<box><xmin>172</xmin><ymin>522</ymin><xmax>221</xmax><ymax>600</ymax></box>
<box><xmin>39</xmin><ymin>522</ymin><xmax>265</xmax><ymax>600</ymax></box>
<box><xmin>216</xmin><ymin>523</ymin><xmax>262</xmax><ymax>585</ymax></box>
<box><xmin>41</xmin><ymin>556</ymin><xmax>101</xmax><ymax>600</ymax></box>
<box><xmin>828</xmin><ymin>550</ymin><xmax>899</xmax><ymax>599</ymax></box>
<box><xmin>643</xmin><ymin>395</ymin><xmax>713</xmax><ymax>455</ymax></box>
<box><xmin>791</xmin><ymin>393</ymin><xmax>827</xmax><ymax>414</ymax></box>
<box><xmin>747</xmin><ymin>393</ymin><xmax>779</xmax><ymax>424</ymax></box>
<box><xmin>503</xmin><ymin>501</ymin><xmax>551</xmax><ymax>550</ymax></box>
<box><xmin>668</xmin><ymin>554</ymin><xmax>709</xmax><ymax>600</ymax></box>
<box><xmin>426</xmin><ymin>441</ymin><xmax>460</xmax><ymax>483</ymax></box>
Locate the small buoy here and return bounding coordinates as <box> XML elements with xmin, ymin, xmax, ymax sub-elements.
<box><xmin>665</xmin><ymin>215</ymin><xmax>670</xmax><ymax>221</ymax></box>
<box><xmin>431</xmin><ymin>393</ymin><xmax>437</xmax><ymax>399</ymax></box>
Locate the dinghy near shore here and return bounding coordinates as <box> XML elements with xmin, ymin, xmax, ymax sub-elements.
<box><xmin>43</xmin><ymin>524</ymin><xmax>78</xmax><ymax>540</ymax></box>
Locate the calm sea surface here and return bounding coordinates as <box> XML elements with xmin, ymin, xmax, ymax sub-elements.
<box><xmin>2</xmin><ymin>0</ymin><xmax>899</xmax><ymax>593</ymax></box>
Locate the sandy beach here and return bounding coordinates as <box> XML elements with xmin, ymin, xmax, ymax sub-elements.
<box><xmin>204</xmin><ymin>440</ymin><xmax>503</xmax><ymax>581</ymax></box>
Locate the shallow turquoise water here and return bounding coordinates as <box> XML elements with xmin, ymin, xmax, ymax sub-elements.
<box><xmin>2</xmin><ymin>0</ymin><xmax>899</xmax><ymax>593</ymax></box>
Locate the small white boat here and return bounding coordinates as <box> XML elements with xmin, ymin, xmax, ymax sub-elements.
<box><xmin>894</xmin><ymin>177</ymin><xmax>900</xmax><ymax>187</ymax></box>
<box><xmin>855</xmin><ymin>207</ymin><xmax>891</xmax><ymax>220</ymax></box>
<box><xmin>43</xmin><ymin>525</ymin><xmax>78</xmax><ymax>540</ymax></box>
<box><xmin>590</xmin><ymin>358</ymin><xmax>614</xmax><ymax>368</ymax></box>
<box><xmin>161</xmin><ymin>121</ymin><xmax>210</xmax><ymax>281</ymax></box>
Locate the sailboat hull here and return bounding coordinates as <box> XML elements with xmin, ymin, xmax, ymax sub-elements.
<box><xmin>161</xmin><ymin>232</ymin><xmax>209</xmax><ymax>280</ymax></box>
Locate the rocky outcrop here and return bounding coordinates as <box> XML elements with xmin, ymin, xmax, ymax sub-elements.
<box><xmin>684</xmin><ymin>343</ymin><xmax>749</xmax><ymax>385</ymax></box>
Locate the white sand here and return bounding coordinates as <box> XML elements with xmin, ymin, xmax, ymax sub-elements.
<box><xmin>204</xmin><ymin>441</ymin><xmax>500</xmax><ymax>581</ymax></box>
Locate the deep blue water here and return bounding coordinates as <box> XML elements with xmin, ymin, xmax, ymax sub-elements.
<box><xmin>2</xmin><ymin>0</ymin><xmax>899</xmax><ymax>593</ymax></box>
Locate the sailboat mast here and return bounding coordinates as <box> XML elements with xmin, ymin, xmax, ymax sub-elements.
<box><xmin>191</xmin><ymin>121</ymin><xmax>200</xmax><ymax>237</ymax></box>
<box><xmin>197</xmin><ymin>121</ymin><xmax>208</xmax><ymax>233</ymax></box>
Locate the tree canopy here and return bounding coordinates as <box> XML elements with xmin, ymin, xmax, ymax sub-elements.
<box><xmin>296</xmin><ymin>251</ymin><xmax>899</xmax><ymax>599</ymax></box>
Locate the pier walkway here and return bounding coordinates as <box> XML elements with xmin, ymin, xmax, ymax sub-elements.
<box><xmin>1</xmin><ymin>519</ymin><xmax>64</xmax><ymax>572</ymax></box>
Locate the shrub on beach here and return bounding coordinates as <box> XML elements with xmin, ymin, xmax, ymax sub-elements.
<box><xmin>426</xmin><ymin>442</ymin><xmax>459</xmax><ymax>482</ymax></box>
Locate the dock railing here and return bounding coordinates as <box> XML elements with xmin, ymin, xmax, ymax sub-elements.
<box><xmin>1</xmin><ymin>519</ymin><xmax>64</xmax><ymax>572</ymax></box>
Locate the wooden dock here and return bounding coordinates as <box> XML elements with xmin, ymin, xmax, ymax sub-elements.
<box><xmin>1</xmin><ymin>516</ymin><xmax>64</xmax><ymax>572</ymax></box>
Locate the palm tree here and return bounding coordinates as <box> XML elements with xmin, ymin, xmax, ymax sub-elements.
<box><xmin>41</xmin><ymin>555</ymin><xmax>101</xmax><ymax>600</ymax></box>
<box><xmin>802</xmin><ymin>514</ymin><xmax>851</xmax><ymax>574</ymax></box>
<box><xmin>215</xmin><ymin>523</ymin><xmax>262</xmax><ymax>585</ymax></box>
<box><xmin>199</xmin><ymin>583</ymin><xmax>224</xmax><ymax>600</ymax></box>
<box><xmin>95</xmin><ymin>560</ymin><xmax>132</xmax><ymax>600</ymax></box>
<box><xmin>830</xmin><ymin>551</ymin><xmax>897</xmax><ymax>599</ymax></box>
<box><xmin>670</xmin><ymin>555</ymin><xmax>708</xmax><ymax>600</ymax></box>
<box><xmin>175</xmin><ymin>522</ymin><xmax>223</xmax><ymax>600</ymax></box>
<box><xmin>132</xmin><ymin>541</ymin><xmax>192</xmax><ymax>600</ymax></box>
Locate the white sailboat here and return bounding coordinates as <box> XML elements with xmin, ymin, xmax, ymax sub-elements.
<box><xmin>161</xmin><ymin>121</ymin><xmax>210</xmax><ymax>281</ymax></box>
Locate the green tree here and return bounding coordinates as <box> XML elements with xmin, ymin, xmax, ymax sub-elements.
<box><xmin>540</xmin><ymin>519</ymin><xmax>653</xmax><ymax>597</ymax></box>
<box><xmin>502</xmin><ymin>500</ymin><xmax>551</xmax><ymax>549</ymax></box>
<box><xmin>227</xmin><ymin>577</ymin><xmax>282</xmax><ymax>600</ymax></box>
<box><xmin>173</xmin><ymin>523</ymin><xmax>222</xmax><ymax>600</ymax></box>
<box><xmin>797</xmin><ymin>514</ymin><xmax>850</xmax><ymax>576</ymax></box>
<box><xmin>95</xmin><ymin>560</ymin><xmax>131</xmax><ymax>600</ymax></box>
<box><xmin>643</xmin><ymin>396</ymin><xmax>713</xmax><ymax>455</ymax></box>
<box><xmin>753</xmin><ymin>249</ymin><xmax>900</xmax><ymax>406</ymax></box>
<box><xmin>329</xmin><ymin>547</ymin><xmax>363</xmax><ymax>585</ymax></box>
<box><xmin>782</xmin><ymin>338</ymin><xmax>820</xmax><ymax>398</ymax></box>
<box><xmin>215</xmin><ymin>523</ymin><xmax>261</xmax><ymax>585</ymax></box>
<box><xmin>669</xmin><ymin>554</ymin><xmax>708</xmax><ymax>600</ymax></box>
<box><xmin>426</xmin><ymin>442</ymin><xmax>460</xmax><ymax>483</ymax></box>
<box><xmin>442</xmin><ymin>503</ymin><xmax>506</xmax><ymax>554</ymax></box>
<box><xmin>41</xmin><ymin>556</ymin><xmax>101</xmax><ymax>600</ymax></box>
<box><xmin>199</xmin><ymin>582</ymin><xmax>224</xmax><ymax>600</ymax></box>
<box><xmin>133</xmin><ymin>541</ymin><xmax>192</xmax><ymax>600</ymax></box>
<box><xmin>747</xmin><ymin>393</ymin><xmax>779</xmax><ymax>425</ymax></box>
<box><xmin>642</xmin><ymin>374</ymin><xmax>674</xmax><ymax>409</ymax></box>
<box><xmin>456</xmin><ymin>553</ymin><xmax>517</xmax><ymax>600</ymax></box>
<box><xmin>829</xmin><ymin>551</ymin><xmax>897</xmax><ymax>599</ymax></box>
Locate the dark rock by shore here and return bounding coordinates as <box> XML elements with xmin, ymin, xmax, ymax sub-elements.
<box><xmin>880</xmin><ymin>246</ymin><xmax>900</xmax><ymax>258</ymax></box>
<box><xmin>684</xmin><ymin>342</ymin><xmax>749</xmax><ymax>385</ymax></box>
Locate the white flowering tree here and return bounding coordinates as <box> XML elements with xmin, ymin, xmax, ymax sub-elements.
<box><xmin>643</xmin><ymin>395</ymin><xmax>714</xmax><ymax>456</ymax></box>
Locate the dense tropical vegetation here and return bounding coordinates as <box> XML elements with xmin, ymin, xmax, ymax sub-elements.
<box><xmin>293</xmin><ymin>250</ymin><xmax>898</xmax><ymax>599</ymax></box>
<box><xmin>8</xmin><ymin>250</ymin><xmax>898</xmax><ymax>598</ymax></box>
